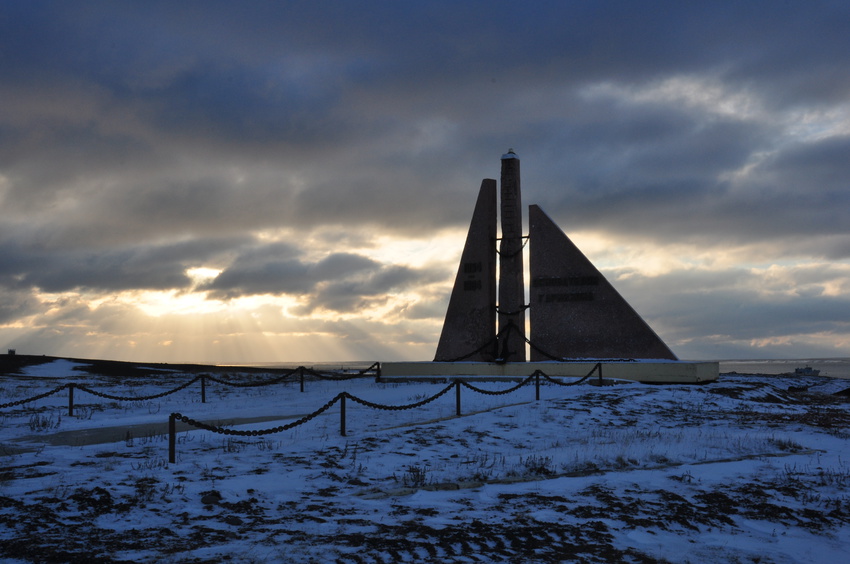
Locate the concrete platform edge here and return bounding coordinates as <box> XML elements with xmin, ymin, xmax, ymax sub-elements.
<box><xmin>381</xmin><ymin>360</ymin><xmax>719</xmax><ymax>384</ymax></box>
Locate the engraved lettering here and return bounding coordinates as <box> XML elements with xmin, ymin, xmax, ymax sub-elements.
<box><xmin>545</xmin><ymin>292</ymin><xmax>594</xmax><ymax>302</ymax></box>
<box><xmin>531</xmin><ymin>276</ymin><xmax>599</xmax><ymax>288</ymax></box>
<box><xmin>463</xmin><ymin>280</ymin><xmax>482</xmax><ymax>291</ymax></box>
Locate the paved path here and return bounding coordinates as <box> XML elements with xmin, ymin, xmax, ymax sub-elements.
<box><xmin>7</xmin><ymin>400</ymin><xmax>534</xmax><ymax>453</ymax></box>
<box><xmin>11</xmin><ymin>413</ymin><xmax>309</xmax><ymax>450</ymax></box>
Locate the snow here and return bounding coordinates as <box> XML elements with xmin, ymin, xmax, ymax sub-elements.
<box><xmin>1</xmin><ymin>359</ymin><xmax>849</xmax><ymax>562</ymax></box>
<box><xmin>18</xmin><ymin>358</ymin><xmax>87</xmax><ymax>378</ymax></box>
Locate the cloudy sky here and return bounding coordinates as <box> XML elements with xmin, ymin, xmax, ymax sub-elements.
<box><xmin>2</xmin><ymin>1</ymin><xmax>849</xmax><ymax>364</ymax></box>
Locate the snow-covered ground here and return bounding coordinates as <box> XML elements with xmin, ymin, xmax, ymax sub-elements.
<box><xmin>2</xmin><ymin>359</ymin><xmax>849</xmax><ymax>563</ymax></box>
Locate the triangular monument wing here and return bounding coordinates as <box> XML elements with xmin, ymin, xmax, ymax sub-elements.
<box><xmin>434</xmin><ymin>179</ymin><xmax>497</xmax><ymax>361</ymax></box>
<box><xmin>528</xmin><ymin>205</ymin><xmax>677</xmax><ymax>360</ymax></box>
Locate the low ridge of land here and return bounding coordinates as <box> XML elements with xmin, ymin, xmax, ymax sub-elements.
<box><xmin>1</xmin><ymin>353</ymin><xmax>297</xmax><ymax>379</ymax></box>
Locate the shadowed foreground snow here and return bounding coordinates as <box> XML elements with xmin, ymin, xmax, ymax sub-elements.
<box><xmin>1</xmin><ymin>359</ymin><xmax>849</xmax><ymax>563</ymax></box>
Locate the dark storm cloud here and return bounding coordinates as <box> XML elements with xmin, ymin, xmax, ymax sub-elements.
<box><xmin>530</xmin><ymin>99</ymin><xmax>850</xmax><ymax>254</ymax></box>
<box><xmin>4</xmin><ymin>1</ymin><xmax>849</xmax><ymax>239</ymax></box>
<box><xmin>206</xmin><ymin>244</ymin><xmax>444</xmax><ymax>313</ymax></box>
<box><xmin>611</xmin><ymin>264</ymin><xmax>850</xmax><ymax>357</ymax></box>
<box><xmin>306</xmin><ymin>265</ymin><xmax>431</xmax><ymax>315</ymax></box>
<box><xmin>0</xmin><ymin>237</ymin><xmax>246</xmax><ymax>293</ymax></box>
<box><xmin>0</xmin><ymin>289</ymin><xmax>39</xmax><ymax>324</ymax></box>
<box><xmin>760</xmin><ymin>135</ymin><xmax>850</xmax><ymax>196</ymax></box>
<box><xmin>201</xmin><ymin>242</ymin><xmax>310</xmax><ymax>298</ymax></box>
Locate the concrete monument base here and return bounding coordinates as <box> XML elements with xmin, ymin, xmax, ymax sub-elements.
<box><xmin>381</xmin><ymin>360</ymin><xmax>719</xmax><ymax>384</ymax></box>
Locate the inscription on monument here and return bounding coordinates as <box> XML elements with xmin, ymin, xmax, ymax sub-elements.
<box><xmin>537</xmin><ymin>292</ymin><xmax>594</xmax><ymax>303</ymax></box>
<box><xmin>533</xmin><ymin>275</ymin><xmax>597</xmax><ymax>303</ymax></box>
<box><xmin>528</xmin><ymin>204</ymin><xmax>678</xmax><ymax>360</ymax></box>
<box><xmin>463</xmin><ymin>261</ymin><xmax>483</xmax><ymax>291</ymax></box>
<box><xmin>434</xmin><ymin>179</ymin><xmax>497</xmax><ymax>362</ymax></box>
<box><xmin>531</xmin><ymin>276</ymin><xmax>599</xmax><ymax>287</ymax></box>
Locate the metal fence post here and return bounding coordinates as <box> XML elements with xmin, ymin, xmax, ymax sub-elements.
<box><xmin>340</xmin><ymin>393</ymin><xmax>347</xmax><ymax>436</ymax></box>
<box><xmin>201</xmin><ymin>375</ymin><xmax>206</xmax><ymax>403</ymax></box>
<box><xmin>597</xmin><ymin>363</ymin><xmax>603</xmax><ymax>385</ymax></box>
<box><xmin>299</xmin><ymin>367</ymin><xmax>305</xmax><ymax>393</ymax></box>
<box><xmin>168</xmin><ymin>414</ymin><xmax>176</xmax><ymax>463</ymax></box>
<box><xmin>68</xmin><ymin>383</ymin><xmax>74</xmax><ymax>417</ymax></box>
<box><xmin>535</xmin><ymin>371</ymin><xmax>540</xmax><ymax>401</ymax></box>
<box><xmin>455</xmin><ymin>380</ymin><xmax>461</xmax><ymax>416</ymax></box>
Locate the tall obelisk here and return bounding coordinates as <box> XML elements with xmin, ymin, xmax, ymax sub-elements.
<box><xmin>498</xmin><ymin>149</ymin><xmax>526</xmax><ymax>360</ymax></box>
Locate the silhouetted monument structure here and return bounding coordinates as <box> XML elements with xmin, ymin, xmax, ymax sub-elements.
<box><xmin>433</xmin><ymin>180</ymin><xmax>497</xmax><ymax>362</ymax></box>
<box><xmin>528</xmin><ymin>205</ymin><xmax>676</xmax><ymax>360</ymax></box>
<box><xmin>435</xmin><ymin>150</ymin><xmax>677</xmax><ymax>363</ymax></box>
<box><xmin>385</xmin><ymin>150</ymin><xmax>717</xmax><ymax>383</ymax></box>
<box><xmin>497</xmin><ymin>151</ymin><xmax>527</xmax><ymax>361</ymax></box>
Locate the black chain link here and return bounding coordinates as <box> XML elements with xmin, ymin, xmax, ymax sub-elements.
<box><xmin>204</xmin><ymin>369</ymin><xmax>299</xmax><ymax>387</ymax></box>
<box><xmin>437</xmin><ymin>305</ymin><xmax>644</xmax><ymax>363</ymax></box>
<box><xmin>171</xmin><ymin>371</ymin><xmax>588</xmax><ymax>438</ymax></box>
<box><xmin>493</xmin><ymin>305</ymin><xmax>531</xmax><ymax>315</ymax></box>
<box><xmin>303</xmin><ymin>367</ymin><xmax>376</xmax><ymax>381</ymax></box>
<box><xmin>0</xmin><ymin>384</ymin><xmax>70</xmax><ymax>409</ymax></box>
<box><xmin>166</xmin><ymin>371</ymin><xmax>603</xmax><ymax>464</ymax></box>
<box><xmin>437</xmin><ymin>335</ymin><xmax>501</xmax><ymax>362</ymax></box>
<box><xmin>344</xmin><ymin>382</ymin><xmax>456</xmax><ymax>411</ymax></box>
<box><xmin>170</xmin><ymin>392</ymin><xmax>345</xmax><ymax>436</ymax></box>
<box><xmin>437</xmin><ymin>321</ymin><xmax>525</xmax><ymax>363</ymax></box>
<box><xmin>495</xmin><ymin>235</ymin><xmax>529</xmax><ymax>258</ymax></box>
<box><xmin>203</xmin><ymin>364</ymin><xmax>379</xmax><ymax>386</ymax></box>
<box><xmin>2</xmin><ymin>362</ymin><xmax>380</xmax><ymax>412</ymax></box>
<box><xmin>538</xmin><ymin>365</ymin><xmax>598</xmax><ymax>386</ymax></box>
<box><xmin>460</xmin><ymin>373</ymin><xmax>537</xmax><ymax>396</ymax></box>
<box><xmin>75</xmin><ymin>377</ymin><xmax>202</xmax><ymax>401</ymax></box>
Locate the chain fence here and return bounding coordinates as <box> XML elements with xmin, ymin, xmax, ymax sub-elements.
<box><xmin>0</xmin><ymin>384</ymin><xmax>70</xmax><ymax>410</ymax></box>
<box><xmin>436</xmin><ymin>313</ymin><xmax>640</xmax><ymax>364</ymax></box>
<box><xmin>167</xmin><ymin>365</ymin><xmax>602</xmax><ymax>463</ymax></box>
<box><xmin>2</xmin><ymin>360</ymin><xmax>601</xmax><ymax>464</ymax></box>
<box><xmin>1</xmin><ymin>364</ymin><xmax>381</xmax><ymax>416</ymax></box>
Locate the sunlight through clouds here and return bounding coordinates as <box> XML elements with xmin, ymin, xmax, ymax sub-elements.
<box><xmin>186</xmin><ymin>267</ymin><xmax>222</xmax><ymax>286</ymax></box>
<box><xmin>133</xmin><ymin>290</ymin><xmax>226</xmax><ymax>317</ymax></box>
<box><xmin>3</xmin><ymin>2</ymin><xmax>850</xmax><ymax>362</ymax></box>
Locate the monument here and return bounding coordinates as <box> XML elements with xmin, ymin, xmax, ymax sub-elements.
<box><xmin>388</xmin><ymin>151</ymin><xmax>717</xmax><ymax>383</ymax></box>
<box><xmin>528</xmin><ymin>205</ymin><xmax>677</xmax><ymax>361</ymax></box>
<box><xmin>497</xmin><ymin>151</ymin><xmax>527</xmax><ymax>362</ymax></box>
<box><xmin>433</xmin><ymin>180</ymin><xmax>497</xmax><ymax>362</ymax></box>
